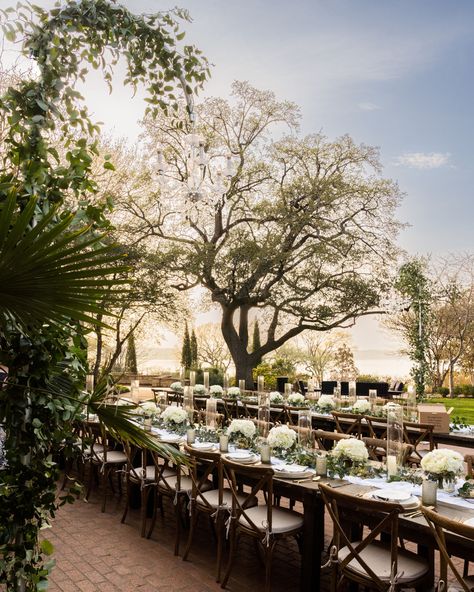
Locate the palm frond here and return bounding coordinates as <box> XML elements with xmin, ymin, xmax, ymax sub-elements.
<box><xmin>0</xmin><ymin>193</ymin><xmax>130</xmax><ymax>333</ymax></box>
<box><xmin>88</xmin><ymin>379</ymin><xmax>185</xmax><ymax>463</ymax></box>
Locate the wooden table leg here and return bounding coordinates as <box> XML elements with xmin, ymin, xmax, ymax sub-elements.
<box><xmin>301</xmin><ymin>491</ymin><xmax>325</xmax><ymax>592</ymax></box>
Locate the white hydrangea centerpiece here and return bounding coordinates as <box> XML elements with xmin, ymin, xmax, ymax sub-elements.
<box><xmin>269</xmin><ymin>391</ymin><xmax>285</xmax><ymax>405</ymax></box>
<box><xmin>161</xmin><ymin>405</ymin><xmax>188</xmax><ymax>426</ymax></box>
<box><xmin>170</xmin><ymin>381</ymin><xmax>183</xmax><ymax>393</ymax></box>
<box><xmin>352</xmin><ymin>399</ymin><xmax>371</xmax><ymax>414</ymax></box>
<box><xmin>209</xmin><ymin>384</ymin><xmax>223</xmax><ymax>398</ymax></box>
<box><xmin>226</xmin><ymin>386</ymin><xmax>240</xmax><ymax>399</ymax></box>
<box><xmin>227</xmin><ymin>419</ymin><xmax>256</xmax><ymax>441</ymax></box>
<box><xmin>421</xmin><ymin>448</ymin><xmax>464</xmax><ymax>482</ymax></box>
<box><xmin>331</xmin><ymin>438</ymin><xmax>369</xmax><ymax>463</ymax></box>
<box><xmin>316</xmin><ymin>394</ymin><xmax>336</xmax><ymax>413</ymax></box>
<box><xmin>193</xmin><ymin>384</ymin><xmax>207</xmax><ymax>395</ymax></box>
<box><xmin>287</xmin><ymin>393</ymin><xmax>306</xmax><ymax>406</ymax></box>
<box><xmin>267</xmin><ymin>425</ymin><xmax>297</xmax><ymax>450</ymax></box>
<box><xmin>140</xmin><ymin>401</ymin><xmax>159</xmax><ymax>417</ymax></box>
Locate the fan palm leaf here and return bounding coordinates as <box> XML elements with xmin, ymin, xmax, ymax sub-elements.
<box><xmin>0</xmin><ymin>192</ymin><xmax>129</xmax><ymax>333</ymax></box>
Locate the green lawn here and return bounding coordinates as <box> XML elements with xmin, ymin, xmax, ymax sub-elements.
<box><xmin>429</xmin><ymin>397</ymin><xmax>474</xmax><ymax>424</ymax></box>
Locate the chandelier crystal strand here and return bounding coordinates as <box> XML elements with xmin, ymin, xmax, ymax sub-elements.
<box><xmin>156</xmin><ymin>71</ymin><xmax>236</xmax><ymax>212</ymax></box>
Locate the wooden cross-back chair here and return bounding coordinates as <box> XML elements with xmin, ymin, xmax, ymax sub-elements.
<box><xmin>221</xmin><ymin>397</ymin><xmax>240</xmax><ymax>422</ymax></box>
<box><xmin>84</xmin><ymin>421</ymin><xmax>127</xmax><ymax>512</ymax></box>
<box><xmin>146</xmin><ymin>445</ymin><xmax>206</xmax><ymax>556</ymax></box>
<box><xmin>362</xmin><ymin>437</ymin><xmax>414</xmax><ymax>466</ymax></box>
<box><xmin>365</xmin><ymin>415</ymin><xmax>389</xmax><ymax>440</ymax></box>
<box><xmin>332</xmin><ymin>411</ymin><xmax>364</xmax><ymax>438</ymax></box>
<box><xmin>285</xmin><ymin>405</ymin><xmax>310</xmax><ymax>426</ymax></box>
<box><xmin>403</xmin><ymin>421</ymin><xmax>435</xmax><ymax>465</ymax></box>
<box><xmin>220</xmin><ymin>459</ymin><xmax>303</xmax><ymax>592</ymax></box>
<box><xmin>319</xmin><ymin>483</ymin><xmax>431</xmax><ymax>592</ymax></box>
<box><xmin>422</xmin><ymin>506</ymin><xmax>474</xmax><ymax>592</ymax></box>
<box><xmin>314</xmin><ymin>429</ymin><xmax>352</xmax><ymax>451</ymax></box>
<box><xmin>182</xmin><ymin>445</ymin><xmax>225</xmax><ymax>580</ymax></box>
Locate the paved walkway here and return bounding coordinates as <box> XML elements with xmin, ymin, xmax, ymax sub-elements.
<box><xmin>45</xmin><ymin>486</ymin><xmax>309</xmax><ymax>592</ymax></box>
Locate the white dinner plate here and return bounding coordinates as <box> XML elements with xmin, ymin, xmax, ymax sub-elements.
<box><xmin>191</xmin><ymin>442</ymin><xmax>216</xmax><ymax>451</ymax></box>
<box><xmin>225</xmin><ymin>451</ymin><xmax>258</xmax><ymax>464</ymax></box>
<box><xmin>373</xmin><ymin>489</ymin><xmax>412</xmax><ymax>503</ymax></box>
<box><xmin>364</xmin><ymin>491</ymin><xmax>420</xmax><ymax>510</ymax></box>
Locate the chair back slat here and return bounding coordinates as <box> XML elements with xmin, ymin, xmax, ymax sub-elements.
<box><xmin>319</xmin><ymin>483</ymin><xmax>403</xmax><ymax>590</ymax></box>
<box><xmin>332</xmin><ymin>411</ymin><xmax>364</xmax><ymax>437</ymax></box>
<box><xmin>422</xmin><ymin>506</ymin><xmax>474</xmax><ymax>592</ymax></box>
<box><xmin>314</xmin><ymin>429</ymin><xmax>351</xmax><ymax>451</ymax></box>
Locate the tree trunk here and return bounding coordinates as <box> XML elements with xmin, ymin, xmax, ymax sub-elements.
<box><xmin>220</xmin><ymin>303</ymin><xmax>257</xmax><ymax>389</ymax></box>
<box><xmin>449</xmin><ymin>361</ymin><xmax>455</xmax><ymax>396</ymax></box>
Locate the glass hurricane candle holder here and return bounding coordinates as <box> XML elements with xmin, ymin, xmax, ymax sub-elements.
<box><xmin>298</xmin><ymin>410</ymin><xmax>313</xmax><ymax>449</ymax></box>
<box><xmin>85</xmin><ymin>374</ymin><xmax>94</xmax><ymax>393</ymax></box>
<box><xmin>257</xmin><ymin>375</ymin><xmax>265</xmax><ymax>392</ymax></box>
<box><xmin>203</xmin><ymin>371</ymin><xmax>210</xmax><ymax>392</ymax></box>
<box><xmin>386</xmin><ymin>403</ymin><xmax>404</xmax><ymax>477</ymax></box>
<box><xmin>239</xmin><ymin>379</ymin><xmax>246</xmax><ymax>394</ymax></box>
<box><xmin>189</xmin><ymin>371</ymin><xmax>196</xmax><ymax>387</ymax></box>
<box><xmin>223</xmin><ymin>373</ymin><xmax>229</xmax><ymax>393</ymax></box>
<box><xmin>183</xmin><ymin>386</ymin><xmax>194</xmax><ymax>424</ymax></box>
<box><xmin>284</xmin><ymin>382</ymin><xmax>292</xmax><ymax>399</ymax></box>
<box><xmin>205</xmin><ymin>398</ymin><xmax>217</xmax><ymax>429</ymax></box>
<box><xmin>257</xmin><ymin>392</ymin><xmax>270</xmax><ymax>438</ymax></box>
<box><xmin>369</xmin><ymin>389</ymin><xmax>377</xmax><ymax>412</ymax></box>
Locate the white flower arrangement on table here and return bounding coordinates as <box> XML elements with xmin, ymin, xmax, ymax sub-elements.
<box><xmin>140</xmin><ymin>401</ymin><xmax>159</xmax><ymax>417</ymax></box>
<box><xmin>161</xmin><ymin>405</ymin><xmax>188</xmax><ymax>426</ymax></box>
<box><xmin>287</xmin><ymin>393</ymin><xmax>306</xmax><ymax>406</ymax></box>
<box><xmin>227</xmin><ymin>419</ymin><xmax>256</xmax><ymax>440</ymax></box>
<box><xmin>351</xmin><ymin>399</ymin><xmax>371</xmax><ymax>414</ymax></box>
<box><xmin>226</xmin><ymin>386</ymin><xmax>240</xmax><ymax>399</ymax></box>
<box><xmin>269</xmin><ymin>391</ymin><xmax>285</xmax><ymax>405</ymax></box>
<box><xmin>331</xmin><ymin>438</ymin><xmax>369</xmax><ymax>463</ymax></box>
<box><xmin>327</xmin><ymin>438</ymin><xmax>369</xmax><ymax>479</ymax></box>
<box><xmin>193</xmin><ymin>384</ymin><xmax>207</xmax><ymax>395</ymax></box>
<box><xmin>267</xmin><ymin>425</ymin><xmax>297</xmax><ymax>450</ymax></box>
<box><xmin>169</xmin><ymin>381</ymin><xmax>183</xmax><ymax>393</ymax></box>
<box><xmin>209</xmin><ymin>384</ymin><xmax>223</xmax><ymax>398</ymax></box>
<box><xmin>316</xmin><ymin>394</ymin><xmax>336</xmax><ymax>413</ymax></box>
<box><xmin>420</xmin><ymin>448</ymin><xmax>464</xmax><ymax>482</ymax></box>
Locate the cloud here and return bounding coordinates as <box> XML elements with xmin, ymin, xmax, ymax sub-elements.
<box><xmin>358</xmin><ymin>102</ymin><xmax>381</xmax><ymax>111</ymax></box>
<box><xmin>394</xmin><ymin>152</ymin><xmax>451</xmax><ymax>169</ymax></box>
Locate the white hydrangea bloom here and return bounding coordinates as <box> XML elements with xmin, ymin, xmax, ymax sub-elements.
<box><xmin>193</xmin><ymin>384</ymin><xmax>206</xmax><ymax>395</ymax></box>
<box><xmin>287</xmin><ymin>393</ymin><xmax>306</xmax><ymax>406</ymax></box>
<box><xmin>161</xmin><ymin>405</ymin><xmax>188</xmax><ymax>425</ymax></box>
<box><xmin>140</xmin><ymin>401</ymin><xmax>159</xmax><ymax>416</ymax></box>
<box><xmin>209</xmin><ymin>384</ymin><xmax>223</xmax><ymax>397</ymax></box>
<box><xmin>352</xmin><ymin>399</ymin><xmax>371</xmax><ymax>413</ymax></box>
<box><xmin>317</xmin><ymin>395</ymin><xmax>336</xmax><ymax>411</ymax></box>
<box><xmin>227</xmin><ymin>419</ymin><xmax>256</xmax><ymax>439</ymax></box>
<box><xmin>226</xmin><ymin>386</ymin><xmax>240</xmax><ymax>398</ymax></box>
<box><xmin>170</xmin><ymin>381</ymin><xmax>183</xmax><ymax>392</ymax></box>
<box><xmin>332</xmin><ymin>438</ymin><xmax>369</xmax><ymax>462</ymax></box>
<box><xmin>421</xmin><ymin>448</ymin><xmax>464</xmax><ymax>476</ymax></box>
<box><xmin>267</xmin><ymin>425</ymin><xmax>297</xmax><ymax>449</ymax></box>
<box><xmin>269</xmin><ymin>391</ymin><xmax>284</xmax><ymax>404</ymax></box>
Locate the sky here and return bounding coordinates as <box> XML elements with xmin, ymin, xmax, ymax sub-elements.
<box><xmin>2</xmin><ymin>0</ymin><xmax>473</xmax><ymax>376</ymax></box>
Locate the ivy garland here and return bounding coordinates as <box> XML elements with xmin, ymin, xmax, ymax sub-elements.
<box><xmin>0</xmin><ymin>1</ymin><xmax>209</xmax><ymax>589</ymax></box>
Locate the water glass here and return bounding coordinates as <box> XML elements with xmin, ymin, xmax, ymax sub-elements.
<box><xmin>422</xmin><ymin>479</ymin><xmax>437</xmax><ymax>506</ymax></box>
<box><xmin>316</xmin><ymin>455</ymin><xmax>327</xmax><ymax>477</ymax></box>
<box><xmin>205</xmin><ymin>398</ymin><xmax>217</xmax><ymax>429</ymax></box>
<box><xmin>219</xmin><ymin>433</ymin><xmax>229</xmax><ymax>452</ymax></box>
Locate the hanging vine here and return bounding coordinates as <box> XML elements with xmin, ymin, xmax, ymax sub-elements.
<box><xmin>0</xmin><ymin>1</ymin><xmax>208</xmax><ymax>589</ymax></box>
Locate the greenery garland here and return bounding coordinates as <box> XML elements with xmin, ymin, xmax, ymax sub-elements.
<box><xmin>0</xmin><ymin>1</ymin><xmax>208</xmax><ymax>589</ymax></box>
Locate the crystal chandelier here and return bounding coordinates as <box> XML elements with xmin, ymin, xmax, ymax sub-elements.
<box><xmin>155</xmin><ymin>77</ymin><xmax>236</xmax><ymax>210</ymax></box>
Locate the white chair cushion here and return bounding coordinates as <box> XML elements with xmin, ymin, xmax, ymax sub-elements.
<box><xmin>130</xmin><ymin>466</ymin><xmax>175</xmax><ymax>482</ymax></box>
<box><xmin>83</xmin><ymin>443</ymin><xmax>104</xmax><ymax>456</ymax></box>
<box><xmin>94</xmin><ymin>450</ymin><xmax>127</xmax><ymax>464</ymax></box>
<box><xmin>446</xmin><ymin>575</ymin><xmax>474</xmax><ymax>592</ymax></box>
<box><xmin>196</xmin><ymin>488</ymin><xmax>256</xmax><ymax>510</ymax></box>
<box><xmin>338</xmin><ymin>540</ymin><xmax>429</xmax><ymax>583</ymax></box>
<box><xmin>158</xmin><ymin>475</ymin><xmax>212</xmax><ymax>494</ymax></box>
<box><xmin>238</xmin><ymin>505</ymin><xmax>303</xmax><ymax>534</ymax></box>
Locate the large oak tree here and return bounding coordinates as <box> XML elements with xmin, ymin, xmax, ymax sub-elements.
<box><xmin>121</xmin><ymin>82</ymin><xmax>403</xmax><ymax>386</ymax></box>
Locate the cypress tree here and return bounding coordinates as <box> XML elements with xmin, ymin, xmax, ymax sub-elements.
<box><xmin>190</xmin><ymin>328</ymin><xmax>198</xmax><ymax>369</ymax></box>
<box><xmin>252</xmin><ymin>320</ymin><xmax>261</xmax><ymax>353</ymax></box>
<box><xmin>125</xmin><ymin>331</ymin><xmax>138</xmax><ymax>374</ymax></box>
<box><xmin>181</xmin><ymin>322</ymin><xmax>192</xmax><ymax>369</ymax></box>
